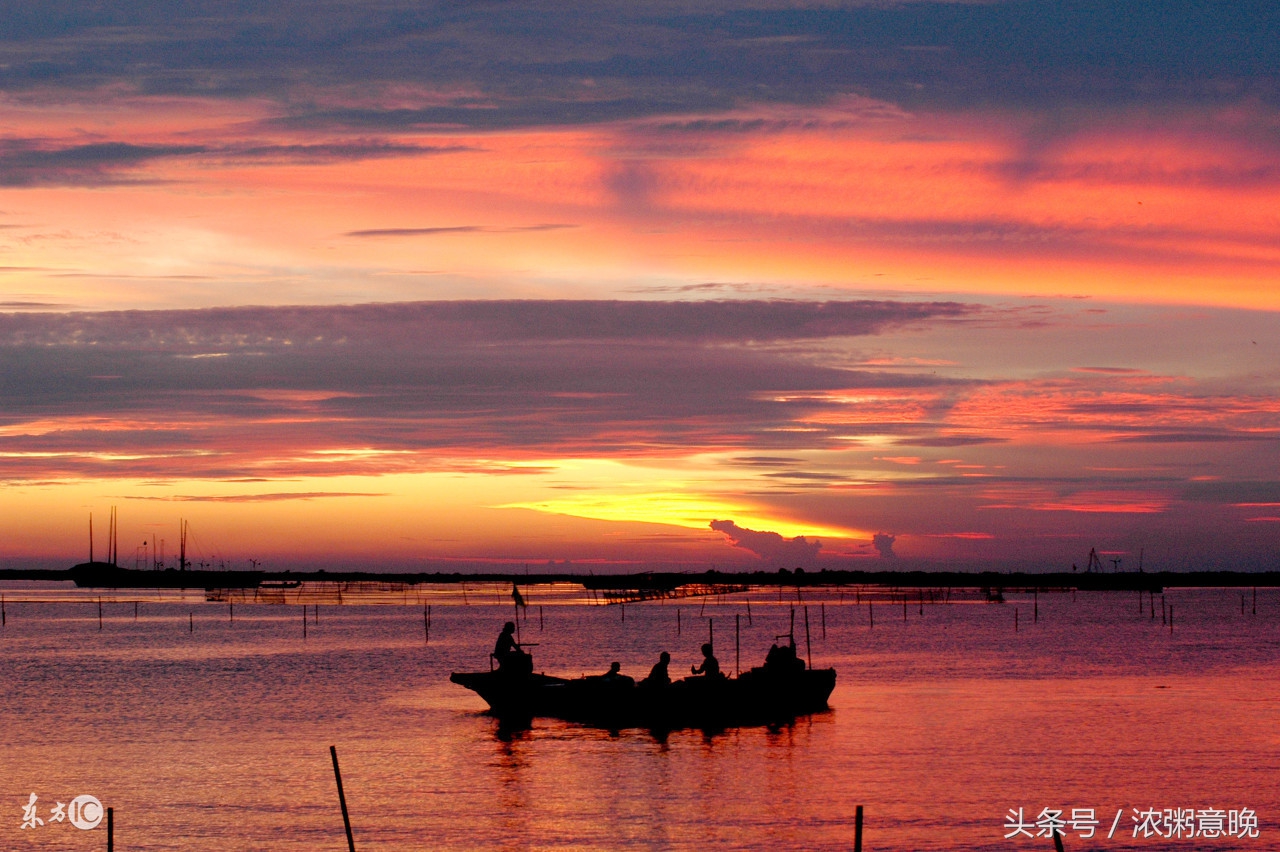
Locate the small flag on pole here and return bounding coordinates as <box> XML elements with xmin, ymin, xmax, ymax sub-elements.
<box><xmin>512</xmin><ymin>583</ymin><xmax>526</xmax><ymax>608</ymax></box>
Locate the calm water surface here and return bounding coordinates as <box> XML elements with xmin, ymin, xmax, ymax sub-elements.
<box><xmin>1</xmin><ymin>583</ymin><xmax>1277</xmax><ymax>850</ymax></box>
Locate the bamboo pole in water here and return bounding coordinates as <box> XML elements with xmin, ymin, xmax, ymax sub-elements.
<box><xmin>330</xmin><ymin>746</ymin><xmax>357</xmax><ymax>852</ymax></box>
<box><xmin>735</xmin><ymin>614</ymin><xmax>740</xmax><ymax>677</ymax></box>
<box><xmin>803</xmin><ymin>606</ymin><xmax>812</xmax><ymax>669</ymax></box>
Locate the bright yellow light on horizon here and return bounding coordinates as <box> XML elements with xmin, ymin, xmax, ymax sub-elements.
<box><xmin>501</xmin><ymin>491</ymin><xmax>863</xmax><ymax>542</ymax></box>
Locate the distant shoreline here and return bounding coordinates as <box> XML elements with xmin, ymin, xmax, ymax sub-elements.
<box><xmin>2</xmin><ymin>565</ymin><xmax>1278</xmax><ymax>592</ymax></box>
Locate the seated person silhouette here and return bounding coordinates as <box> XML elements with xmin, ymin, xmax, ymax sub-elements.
<box><xmin>640</xmin><ymin>651</ymin><xmax>671</xmax><ymax>688</ymax></box>
<box><xmin>690</xmin><ymin>643</ymin><xmax>724</xmax><ymax>679</ymax></box>
<box><xmin>598</xmin><ymin>661</ymin><xmax>634</xmax><ymax>687</ymax></box>
<box><xmin>492</xmin><ymin>621</ymin><xmax>531</xmax><ymax>674</ymax></box>
<box><xmin>764</xmin><ymin>641</ymin><xmax>805</xmax><ymax>674</ymax></box>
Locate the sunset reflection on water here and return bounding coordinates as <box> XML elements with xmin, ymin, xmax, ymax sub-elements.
<box><xmin>1</xmin><ymin>584</ymin><xmax>1276</xmax><ymax>850</ymax></box>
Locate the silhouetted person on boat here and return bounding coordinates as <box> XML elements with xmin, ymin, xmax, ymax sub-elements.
<box><xmin>598</xmin><ymin>661</ymin><xmax>634</xmax><ymax>686</ymax></box>
<box><xmin>764</xmin><ymin>641</ymin><xmax>805</xmax><ymax>674</ymax></box>
<box><xmin>493</xmin><ymin>621</ymin><xmax>531</xmax><ymax>674</ymax></box>
<box><xmin>690</xmin><ymin>643</ymin><xmax>724</xmax><ymax>679</ymax></box>
<box><xmin>641</xmin><ymin>651</ymin><xmax>671</xmax><ymax>688</ymax></box>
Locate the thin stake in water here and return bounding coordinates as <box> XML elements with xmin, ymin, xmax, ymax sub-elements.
<box><xmin>330</xmin><ymin>745</ymin><xmax>357</xmax><ymax>852</ymax></box>
<box><xmin>803</xmin><ymin>605</ymin><xmax>812</xmax><ymax>669</ymax></box>
<box><xmin>735</xmin><ymin>613</ymin><xmax>740</xmax><ymax>677</ymax></box>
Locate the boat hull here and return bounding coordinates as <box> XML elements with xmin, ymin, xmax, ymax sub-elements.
<box><xmin>449</xmin><ymin>666</ymin><xmax>836</xmax><ymax>730</ymax></box>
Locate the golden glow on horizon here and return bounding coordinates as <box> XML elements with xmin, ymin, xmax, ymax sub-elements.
<box><xmin>501</xmin><ymin>491</ymin><xmax>862</xmax><ymax>542</ymax></box>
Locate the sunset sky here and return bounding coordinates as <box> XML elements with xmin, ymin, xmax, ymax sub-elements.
<box><xmin>1</xmin><ymin>1</ymin><xmax>1278</xmax><ymax>571</ymax></box>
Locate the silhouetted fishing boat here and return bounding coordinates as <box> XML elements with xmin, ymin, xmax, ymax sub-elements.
<box><xmin>450</xmin><ymin>648</ymin><xmax>836</xmax><ymax>729</ymax></box>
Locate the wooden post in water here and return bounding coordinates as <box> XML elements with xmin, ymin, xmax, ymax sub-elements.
<box><xmin>803</xmin><ymin>606</ymin><xmax>812</xmax><ymax>669</ymax></box>
<box><xmin>98</xmin><ymin>597</ymin><xmax>103</xmax><ymax>631</ymax></box>
<box><xmin>735</xmin><ymin>614</ymin><xmax>740</xmax><ymax>677</ymax></box>
<box><xmin>1253</xmin><ymin>587</ymin><xmax>1257</xmax><ymax>616</ymax></box>
<box><xmin>229</xmin><ymin>602</ymin><xmax>234</xmax><ymax>624</ymax></box>
<box><xmin>1162</xmin><ymin>595</ymin><xmax>1166</xmax><ymax>625</ymax></box>
<box><xmin>854</xmin><ymin>804</ymin><xmax>863</xmax><ymax>852</ymax></box>
<box><xmin>1</xmin><ymin>594</ymin><xmax>5</xmax><ymax>628</ymax></box>
<box><xmin>303</xmin><ymin>606</ymin><xmax>307</xmax><ymax>640</ymax></box>
<box><xmin>539</xmin><ymin>605</ymin><xmax>544</xmax><ymax>631</ymax></box>
<box><xmin>621</xmin><ymin>603</ymin><xmax>625</xmax><ymax>623</ymax></box>
<box><xmin>1015</xmin><ymin>607</ymin><xmax>1018</xmax><ymax>632</ymax></box>
<box><xmin>677</xmin><ymin>608</ymin><xmax>681</xmax><ymax>636</ymax></box>
<box><xmin>1034</xmin><ymin>590</ymin><xmax>1038</xmax><ymax>623</ymax></box>
<box><xmin>1170</xmin><ymin>605</ymin><xmax>1174</xmax><ymax>635</ymax></box>
<box><xmin>821</xmin><ymin>602</ymin><xmax>826</xmax><ymax>639</ymax></box>
<box><xmin>424</xmin><ymin>605</ymin><xmax>430</xmax><ymax>645</ymax></box>
<box><xmin>330</xmin><ymin>745</ymin><xmax>357</xmax><ymax>852</ymax></box>
<box><xmin>746</xmin><ymin>599</ymin><xmax>752</xmax><ymax>626</ymax></box>
<box><xmin>903</xmin><ymin>595</ymin><xmax>907</xmax><ymax>622</ymax></box>
<box><xmin>708</xmin><ymin>617</ymin><xmax>713</xmax><ymax>651</ymax></box>
<box><xmin>869</xmin><ymin>601</ymin><xmax>873</xmax><ymax>629</ymax></box>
